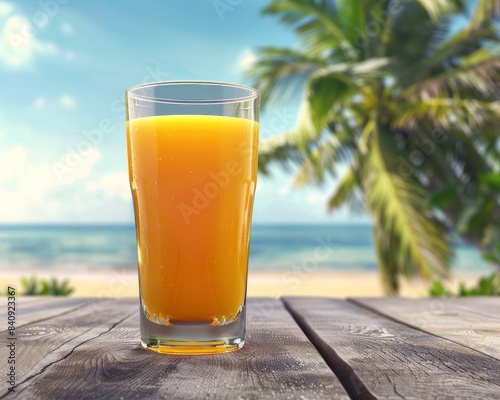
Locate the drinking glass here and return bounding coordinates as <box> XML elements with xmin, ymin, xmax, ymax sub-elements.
<box><xmin>125</xmin><ymin>81</ymin><xmax>259</xmax><ymax>354</ymax></box>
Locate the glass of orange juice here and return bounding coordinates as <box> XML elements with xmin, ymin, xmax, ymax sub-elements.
<box><xmin>125</xmin><ymin>81</ymin><xmax>259</xmax><ymax>355</ymax></box>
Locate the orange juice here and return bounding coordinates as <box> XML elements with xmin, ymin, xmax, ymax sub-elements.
<box><xmin>127</xmin><ymin>115</ymin><xmax>258</xmax><ymax>324</ymax></box>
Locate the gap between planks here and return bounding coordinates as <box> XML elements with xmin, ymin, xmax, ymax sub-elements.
<box><xmin>283</xmin><ymin>297</ymin><xmax>500</xmax><ymax>399</ymax></box>
<box><xmin>281</xmin><ymin>298</ymin><xmax>376</xmax><ymax>400</ymax></box>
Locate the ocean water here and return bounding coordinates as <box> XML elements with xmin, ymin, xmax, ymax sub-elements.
<box><xmin>0</xmin><ymin>224</ymin><xmax>493</xmax><ymax>274</ymax></box>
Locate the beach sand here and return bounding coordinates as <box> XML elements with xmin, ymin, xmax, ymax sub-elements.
<box><xmin>1</xmin><ymin>269</ymin><xmax>483</xmax><ymax>298</ymax></box>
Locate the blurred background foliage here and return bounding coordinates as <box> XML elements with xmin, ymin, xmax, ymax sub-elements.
<box><xmin>248</xmin><ymin>0</ymin><xmax>500</xmax><ymax>294</ymax></box>
<box><xmin>3</xmin><ymin>276</ymin><xmax>74</xmax><ymax>296</ymax></box>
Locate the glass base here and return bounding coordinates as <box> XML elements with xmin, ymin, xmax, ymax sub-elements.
<box><xmin>140</xmin><ymin>304</ymin><xmax>246</xmax><ymax>355</ymax></box>
<box><xmin>141</xmin><ymin>339</ymin><xmax>244</xmax><ymax>355</ymax></box>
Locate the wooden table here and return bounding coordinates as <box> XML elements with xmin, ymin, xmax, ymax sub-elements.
<box><xmin>1</xmin><ymin>297</ymin><xmax>500</xmax><ymax>399</ymax></box>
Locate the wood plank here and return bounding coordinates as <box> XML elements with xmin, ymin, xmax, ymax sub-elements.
<box><xmin>10</xmin><ymin>297</ymin><xmax>42</xmax><ymax>305</ymax></box>
<box><xmin>0</xmin><ymin>298</ymin><xmax>134</xmax><ymax>395</ymax></box>
<box><xmin>351</xmin><ymin>297</ymin><xmax>500</xmax><ymax>360</ymax></box>
<box><xmin>8</xmin><ymin>298</ymin><xmax>349</xmax><ymax>400</ymax></box>
<box><xmin>443</xmin><ymin>297</ymin><xmax>500</xmax><ymax>319</ymax></box>
<box><xmin>0</xmin><ymin>297</ymin><xmax>96</xmax><ymax>329</ymax></box>
<box><xmin>284</xmin><ymin>296</ymin><xmax>500</xmax><ymax>399</ymax></box>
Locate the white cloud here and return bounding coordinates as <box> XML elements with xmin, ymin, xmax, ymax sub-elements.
<box><xmin>34</xmin><ymin>40</ymin><xmax>57</xmax><ymax>55</ymax></box>
<box><xmin>59</xmin><ymin>95</ymin><xmax>75</xmax><ymax>109</ymax></box>
<box><xmin>307</xmin><ymin>193</ymin><xmax>326</xmax><ymax>205</ymax></box>
<box><xmin>86</xmin><ymin>172</ymin><xmax>130</xmax><ymax>201</ymax></box>
<box><xmin>0</xmin><ymin>1</ymin><xmax>13</xmax><ymax>16</ymax></box>
<box><xmin>61</xmin><ymin>22</ymin><xmax>73</xmax><ymax>35</ymax></box>
<box><xmin>34</xmin><ymin>96</ymin><xmax>46</xmax><ymax>108</ymax></box>
<box><xmin>35</xmin><ymin>94</ymin><xmax>83</xmax><ymax>111</ymax></box>
<box><xmin>278</xmin><ymin>186</ymin><xmax>289</xmax><ymax>196</ymax></box>
<box><xmin>0</xmin><ymin>14</ymin><xmax>58</xmax><ymax>68</ymax></box>
<box><xmin>53</xmin><ymin>147</ymin><xmax>100</xmax><ymax>185</ymax></box>
<box><xmin>237</xmin><ymin>48</ymin><xmax>256</xmax><ymax>70</ymax></box>
<box><xmin>0</xmin><ymin>145</ymin><xmax>100</xmax><ymax>221</ymax></box>
<box><xmin>0</xmin><ymin>145</ymin><xmax>58</xmax><ymax>221</ymax></box>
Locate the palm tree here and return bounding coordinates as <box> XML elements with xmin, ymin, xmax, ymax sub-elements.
<box><xmin>249</xmin><ymin>0</ymin><xmax>500</xmax><ymax>294</ymax></box>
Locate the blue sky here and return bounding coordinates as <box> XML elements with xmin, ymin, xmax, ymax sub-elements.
<box><xmin>0</xmin><ymin>0</ymin><xmax>367</xmax><ymax>224</ymax></box>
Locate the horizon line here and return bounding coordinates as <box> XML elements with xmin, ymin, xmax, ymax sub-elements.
<box><xmin>0</xmin><ymin>221</ymin><xmax>372</xmax><ymax>227</ymax></box>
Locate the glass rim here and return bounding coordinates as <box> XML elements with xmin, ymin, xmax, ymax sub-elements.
<box><xmin>125</xmin><ymin>80</ymin><xmax>260</xmax><ymax>105</ymax></box>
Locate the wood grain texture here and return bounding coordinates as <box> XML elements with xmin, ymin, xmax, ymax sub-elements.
<box><xmin>442</xmin><ymin>297</ymin><xmax>500</xmax><ymax>319</ymax></box>
<box><xmin>0</xmin><ymin>296</ymin><xmax>94</xmax><ymax>329</ymax></box>
<box><xmin>284</xmin><ymin>296</ymin><xmax>500</xmax><ymax>399</ymax></box>
<box><xmin>351</xmin><ymin>297</ymin><xmax>500</xmax><ymax>361</ymax></box>
<box><xmin>0</xmin><ymin>298</ymin><xmax>135</xmax><ymax>395</ymax></box>
<box><xmin>7</xmin><ymin>298</ymin><xmax>348</xmax><ymax>400</ymax></box>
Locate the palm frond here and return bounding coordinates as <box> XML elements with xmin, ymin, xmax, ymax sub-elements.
<box><xmin>405</xmin><ymin>57</ymin><xmax>500</xmax><ymax>101</ymax></box>
<box><xmin>385</xmin><ymin>1</ymin><xmax>439</xmax><ymax>72</ymax></box>
<box><xmin>313</xmin><ymin>57</ymin><xmax>391</xmax><ymax>79</ymax></box>
<box><xmin>307</xmin><ymin>58</ymin><xmax>390</xmax><ymax>128</ymax></box>
<box><xmin>258</xmin><ymin>130</ymin><xmax>303</xmax><ymax>175</ymax></box>
<box><xmin>405</xmin><ymin>20</ymin><xmax>499</xmax><ymax>81</ymax></box>
<box><xmin>258</xmin><ymin>95</ymin><xmax>331</xmax><ymax>174</ymax></box>
<box><xmin>392</xmin><ymin>0</ymin><xmax>497</xmax><ymax>85</ymax></box>
<box><xmin>262</xmin><ymin>0</ymin><xmax>358</xmax><ymax>55</ymax></box>
<box><xmin>393</xmin><ymin>125</ymin><xmax>488</xmax><ymax>227</ymax></box>
<box><xmin>372</xmin><ymin>220</ymin><xmax>401</xmax><ymax>294</ymax></box>
<box><xmin>393</xmin><ymin>98</ymin><xmax>500</xmax><ymax>130</ymax></box>
<box><xmin>308</xmin><ymin>75</ymin><xmax>353</xmax><ymax>130</ymax></box>
<box><xmin>258</xmin><ymin>93</ymin><xmax>326</xmax><ymax>174</ymax></box>
<box><xmin>247</xmin><ymin>47</ymin><xmax>323</xmax><ymax>107</ymax></box>
<box><xmin>415</xmin><ymin>0</ymin><xmax>465</xmax><ymax>23</ymax></box>
<box><xmin>364</xmin><ymin>119</ymin><xmax>452</xmax><ymax>292</ymax></box>
<box><xmin>293</xmin><ymin>134</ymin><xmax>354</xmax><ymax>187</ymax></box>
<box><xmin>469</xmin><ymin>0</ymin><xmax>500</xmax><ymax>31</ymax></box>
<box><xmin>327</xmin><ymin>166</ymin><xmax>359</xmax><ymax>210</ymax></box>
